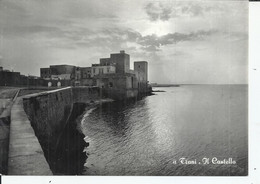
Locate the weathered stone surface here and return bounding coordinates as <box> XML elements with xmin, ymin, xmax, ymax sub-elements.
<box><xmin>8</xmin><ymin>98</ymin><xmax>52</xmax><ymax>175</ymax></box>
<box><xmin>7</xmin><ymin>87</ymin><xmax>101</xmax><ymax>175</ymax></box>
<box><xmin>7</xmin><ymin>86</ymin><xmax>102</xmax><ymax>175</ymax></box>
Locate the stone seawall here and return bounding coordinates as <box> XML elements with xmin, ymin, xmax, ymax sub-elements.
<box><xmin>8</xmin><ymin>86</ymin><xmax>100</xmax><ymax>175</ymax></box>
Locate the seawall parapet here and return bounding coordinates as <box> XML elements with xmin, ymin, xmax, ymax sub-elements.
<box><xmin>8</xmin><ymin>86</ymin><xmax>101</xmax><ymax>175</ymax></box>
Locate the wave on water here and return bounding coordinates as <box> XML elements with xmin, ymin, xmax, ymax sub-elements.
<box><xmin>82</xmin><ymin>107</ymin><xmax>97</xmax><ymax>150</ymax></box>
<box><xmin>83</xmin><ymin>107</ymin><xmax>97</xmax><ymax>118</ymax></box>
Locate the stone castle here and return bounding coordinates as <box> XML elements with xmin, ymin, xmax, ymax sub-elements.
<box><xmin>40</xmin><ymin>50</ymin><xmax>151</xmax><ymax>100</ymax></box>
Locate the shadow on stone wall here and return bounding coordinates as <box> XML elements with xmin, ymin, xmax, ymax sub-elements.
<box><xmin>22</xmin><ymin>87</ymin><xmax>102</xmax><ymax>175</ymax></box>
<box><xmin>24</xmin><ymin>100</ymin><xmax>89</xmax><ymax>175</ymax></box>
<box><xmin>52</xmin><ymin>102</ymin><xmax>89</xmax><ymax>175</ymax></box>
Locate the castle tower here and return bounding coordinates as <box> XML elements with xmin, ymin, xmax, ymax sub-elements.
<box><xmin>110</xmin><ymin>50</ymin><xmax>130</xmax><ymax>74</ymax></box>
<box><xmin>134</xmin><ymin>61</ymin><xmax>148</xmax><ymax>82</ymax></box>
<box><xmin>134</xmin><ymin>61</ymin><xmax>148</xmax><ymax>93</ymax></box>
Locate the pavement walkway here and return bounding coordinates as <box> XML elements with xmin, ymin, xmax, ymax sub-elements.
<box><xmin>8</xmin><ymin>97</ymin><xmax>52</xmax><ymax>175</ymax></box>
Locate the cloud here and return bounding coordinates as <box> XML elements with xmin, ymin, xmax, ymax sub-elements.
<box><xmin>181</xmin><ymin>3</ymin><xmax>204</xmax><ymax>17</ymax></box>
<box><xmin>75</xmin><ymin>28</ymin><xmax>218</xmax><ymax>54</ymax></box>
<box><xmin>59</xmin><ymin>27</ymin><xmax>218</xmax><ymax>53</ymax></box>
<box><xmin>0</xmin><ymin>0</ymin><xmax>247</xmax><ymax>84</ymax></box>
<box><xmin>144</xmin><ymin>1</ymin><xmax>230</xmax><ymax>21</ymax></box>
<box><xmin>179</xmin><ymin>2</ymin><xmax>231</xmax><ymax>17</ymax></box>
<box><xmin>138</xmin><ymin>30</ymin><xmax>218</xmax><ymax>51</ymax></box>
<box><xmin>3</xmin><ymin>25</ymin><xmax>62</xmax><ymax>37</ymax></box>
<box><xmin>141</xmin><ymin>45</ymin><xmax>161</xmax><ymax>52</ymax></box>
<box><xmin>144</xmin><ymin>2</ymin><xmax>172</xmax><ymax>21</ymax></box>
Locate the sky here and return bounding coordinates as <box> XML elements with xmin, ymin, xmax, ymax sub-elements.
<box><xmin>0</xmin><ymin>0</ymin><xmax>248</xmax><ymax>84</ymax></box>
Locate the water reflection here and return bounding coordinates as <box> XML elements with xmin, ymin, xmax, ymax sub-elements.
<box><xmin>81</xmin><ymin>85</ymin><xmax>247</xmax><ymax>176</ymax></box>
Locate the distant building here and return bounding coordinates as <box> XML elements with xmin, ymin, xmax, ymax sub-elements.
<box><xmin>38</xmin><ymin>50</ymin><xmax>151</xmax><ymax>99</ymax></box>
<box><xmin>98</xmin><ymin>50</ymin><xmax>130</xmax><ymax>74</ymax></box>
<box><xmin>40</xmin><ymin>65</ymin><xmax>77</xmax><ymax>87</ymax></box>
<box><xmin>79</xmin><ymin>67</ymin><xmax>93</xmax><ymax>86</ymax></box>
<box><xmin>94</xmin><ymin>50</ymin><xmax>150</xmax><ymax>99</ymax></box>
<box><xmin>0</xmin><ymin>70</ymin><xmax>21</xmax><ymax>86</ymax></box>
<box><xmin>91</xmin><ymin>64</ymin><xmax>116</xmax><ymax>77</ymax></box>
<box><xmin>40</xmin><ymin>65</ymin><xmax>75</xmax><ymax>80</ymax></box>
<box><xmin>100</xmin><ymin>58</ymin><xmax>111</xmax><ymax>65</ymax></box>
<box><xmin>110</xmin><ymin>50</ymin><xmax>130</xmax><ymax>74</ymax></box>
<box><xmin>28</xmin><ymin>75</ymin><xmax>41</xmax><ymax>79</ymax></box>
<box><xmin>134</xmin><ymin>61</ymin><xmax>148</xmax><ymax>93</ymax></box>
<box><xmin>80</xmin><ymin>67</ymin><xmax>92</xmax><ymax>79</ymax></box>
<box><xmin>50</xmin><ymin>65</ymin><xmax>75</xmax><ymax>75</ymax></box>
<box><xmin>0</xmin><ymin>66</ymin><xmax>46</xmax><ymax>87</ymax></box>
<box><xmin>40</xmin><ymin>68</ymin><xmax>51</xmax><ymax>79</ymax></box>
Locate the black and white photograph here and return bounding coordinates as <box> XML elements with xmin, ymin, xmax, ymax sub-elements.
<box><xmin>0</xmin><ymin>0</ymin><xmax>249</xmax><ymax>178</ymax></box>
